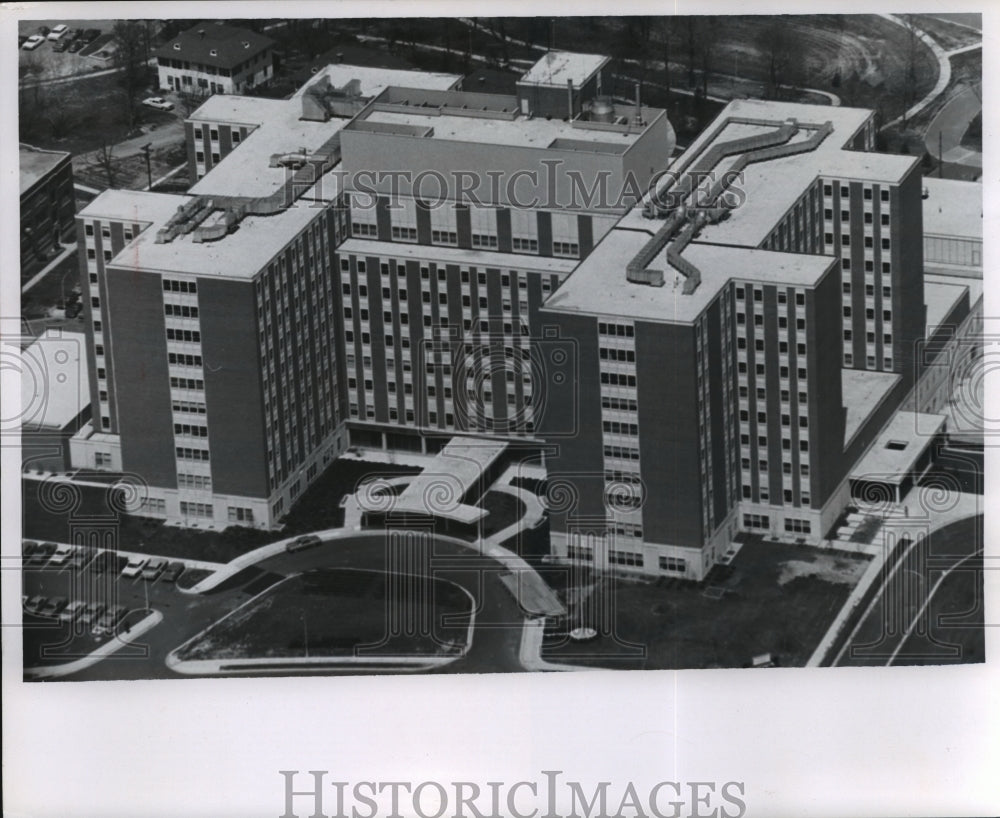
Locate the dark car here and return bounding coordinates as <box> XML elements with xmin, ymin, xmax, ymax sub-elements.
<box><xmin>52</xmin><ymin>39</ymin><xmax>69</xmax><ymax>52</ymax></box>
<box><xmin>161</xmin><ymin>561</ymin><xmax>185</xmax><ymax>583</ymax></box>
<box><xmin>23</xmin><ymin>596</ymin><xmax>47</xmax><ymax>615</ymax></box>
<box><xmin>82</xmin><ymin>28</ymin><xmax>101</xmax><ymax>43</ymax></box>
<box><xmin>26</xmin><ymin>542</ymin><xmax>56</xmax><ymax>567</ymax></box>
<box><xmin>287</xmin><ymin>534</ymin><xmax>322</xmax><ymax>553</ymax></box>
<box><xmin>39</xmin><ymin>597</ymin><xmax>69</xmax><ymax>618</ymax></box>
<box><xmin>90</xmin><ymin>551</ymin><xmax>114</xmax><ymax>574</ymax></box>
<box><xmin>79</xmin><ymin>602</ymin><xmax>106</xmax><ymax>627</ymax></box>
<box><xmin>22</xmin><ymin>540</ymin><xmax>39</xmax><ymax>557</ymax></box>
<box><xmin>71</xmin><ymin>27</ymin><xmax>85</xmax><ymax>40</ymax></box>
<box><xmin>67</xmin><ymin>39</ymin><xmax>84</xmax><ymax>53</ymax></box>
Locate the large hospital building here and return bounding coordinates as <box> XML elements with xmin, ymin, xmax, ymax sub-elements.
<box><xmin>64</xmin><ymin>51</ymin><xmax>981</xmax><ymax>580</ymax></box>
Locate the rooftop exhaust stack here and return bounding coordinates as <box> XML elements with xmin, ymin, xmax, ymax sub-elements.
<box><xmin>567</xmin><ymin>78</ymin><xmax>574</xmax><ymax>120</ymax></box>
<box><xmin>634</xmin><ymin>81</ymin><xmax>644</xmax><ymax>127</ymax></box>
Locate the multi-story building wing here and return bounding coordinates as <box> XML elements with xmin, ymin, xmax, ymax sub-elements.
<box><xmin>540</xmin><ymin>100</ymin><xmax>934</xmax><ymax>580</ymax></box>
<box><xmin>331</xmin><ymin>78</ymin><xmax>674</xmax><ymax>450</ymax></box>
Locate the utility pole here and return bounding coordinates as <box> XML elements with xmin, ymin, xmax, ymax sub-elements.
<box><xmin>141</xmin><ymin>143</ymin><xmax>153</xmax><ymax>191</ymax></box>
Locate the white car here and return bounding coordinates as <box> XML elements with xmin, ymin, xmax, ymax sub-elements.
<box><xmin>142</xmin><ymin>96</ymin><xmax>174</xmax><ymax>111</ymax></box>
<box><xmin>48</xmin><ymin>544</ymin><xmax>74</xmax><ymax>567</ymax></box>
<box><xmin>121</xmin><ymin>556</ymin><xmax>148</xmax><ymax>578</ymax></box>
<box><xmin>47</xmin><ymin>24</ymin><xmax>68</xmax><ymax>41</ymax></box>
<box><xmin>22</xmin><ymin>35</ymin><xmax>45</xmax><ymax>50</ymax></box>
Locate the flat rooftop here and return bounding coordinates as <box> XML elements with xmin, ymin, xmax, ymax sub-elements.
<box><xmin>617</xmin><ymin>108</ymin><xmax>917</xmax><ymax>247</ymax></box>
<box><xmin>187</xmin><ymin>94</ymin><xmax>288</xmax><ymax>126</ymax></box>
<box><xmin>79</xmin><ymin>189</ymin><xmax>192</xmax><ymax>226</ymax></box>
<box><xmin>922</xmin><ymin>177</ymin><xmax>982</xmax><ymax>239</ymax></box>
<box><xmin>519</xmin><ymin>51</ymin><xmax>609</xmax><ymax>87</ymax></box>
<box><xmin>682</xmin><ymin>99</ymin><xmax>874</xmax><ymax>156</ymax></box>
<box><xmin>106</xmin><ymin>176</ymin><xmax>339</xmax><ymax>280</ymax></box>
<box><xmin>20</xmin><ymin>144</ymin><xmax>70</xmax><ymax>195</ymax></box>
<box><xmin>842</xmin><ymin>369</ymin><xmax>901</xmax><ymax>446</ymax></box>
<box><xmin>925</xmin><ymin>277</ymin><xmax>971</xmax><ymax>335</ymax></box>
<box><xmin>850</xmin><ymin>411</ymin><xmax>946</xmax><ymax>483</ymax></box>
<box><xmin>358</xmin><ymin>107</ymin><xmax>644</xmax><ymax>150</ymax></box>
<box><xmin>393</xmin><ymin>437</ymin><xmax>508</xmax><ymax>524</ymax></box>
<box><xmin>295</xmin><ymin>64</ymin><xmax>461</xmax><ymax>99</ymax></box>
<box><xmin>21</xmin><ymin>329</ymin><xmax>89</xmax><ymax>430</ymax></box>
<box><xmin>190</xmin><ymin>106</ymin><xmax>344</xmax><ymax>200</ymax></box>
<box><xmin>338</xmin><ymin>238</ymin><xmax>579</xmax><ymax>276</ymax></box>
<box><xmin>543</xmin><ymin>228</ymin><xmax>836</xmax><ymax>323</ymax></box>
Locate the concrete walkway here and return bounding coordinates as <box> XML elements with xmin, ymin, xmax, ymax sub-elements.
<box><xmin>878</xmin><ymin>13</ymin><xmax>951</xmax><ymax>130</ymax></box>
<box><xmin>24</xmin><ymin>609</ymin><xmax>163</xmax><ymax>680</ymax></box>
<box><xmin>20</xmin><ymin>243</ymin><xmax>77</xmax><ymax>294</ymax></box>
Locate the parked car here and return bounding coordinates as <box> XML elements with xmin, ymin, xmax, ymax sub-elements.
<box><xmin>287</xmin><ymin>534</ymin><xmax>322</xmax><ymax>553</ymax></box>
<box><xmin>79</xmin><ymin>602</ymin><xmax>106</xmax><ymax>627</ymax></box>
<box><xmin>92</xmin><ymin>606</ymin><xmax>128</xmax><ymax>636</ymax></box>
<box><xmin>26</xmin><ymin>542</ymin><xmax>56</xmax><ymax>567</ymax></box>
<box><xmin>39</xmin><ymin>597</ymin><xmax>68</xmax><ymax>618</ymax></box>
<box><xmin>60</xmin><ymin>600</ymin><xmax>87</xmax><ymax>622</ymax></box>
<box><xmin>141</xmin><ymin>558</ymin><xmax>167</xmax><ymax>581</ymax></box>
<box><xmin>67</xmin><ymin>39</ymin><xmax>84</xmax><ymax>53</ymax></box>
<box><xmin>69</xmin><ymin>549</ymin><xmax>95</xmax><ymax>571</ymax></box>
<box><xmin>18</xmin><ymin>34</ymin><xmax>28</xmax><ymax>46</ymax></box>
<box><xmin>22</xmin><ymin>35</ymin><xmax>45</xmax><ymax>50</ymax></box>
<box><xmin>82</xmin><ymin>28</ymin><xmax>101</xmax><ymax>43</ymax></box>
<box><xmin>71</xmin><ymin>28</ymin><xmax>85</xmax><ymax>40</ymax></box>
<box><xmin>48</xmin><ymin>544</ymin><xmax>74</xmax><ymax>567</ymax></box>
<box><xmin>47</xmin><ymin>24</ymin><xmax>69</xmax><ymax>41</ymax></box>
<box><xmin>161</xmin><ymin>561</ymin><xmax>185</xmax><ymax>583</ymax></box>
<box><xmin>23</xmin><ymin>596</ymin><xmax>47</xmax><ymax>615</ymax></box>
<box><xmin>22</xmin><ymin>540</ymin><xmax>39</xmax><ymax>557</ymax></box>
<box><xmin>90</xmin><ymin>551</ymin><xmax>114</xmax><ymax>574</ymax></box>
<box><xmin>52</xmin><ymin>39</ymin><xmax>69</xmax><ymax>52</ymax></box>
<box><xmin>142</xmin><ymin>96</ymin><xmax>175</xmax><ymax>111</ymax></box>
<box><xmin>121</xmin><ymin>556</ymin><xmax>147</xmax><ymax>578</ymax></box>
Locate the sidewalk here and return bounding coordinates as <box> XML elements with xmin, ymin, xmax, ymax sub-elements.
<box><xmin>20</xmin><ymin>243</ymin><xmax>77</xmax><ymax>294</ymax></box>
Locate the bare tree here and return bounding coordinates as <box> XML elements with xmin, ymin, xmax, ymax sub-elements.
<box><xmin>112</xmin><ymin>20</ymin><xmax>149</xmax><ymax>132</ymax></box>
<box><xmin>759</xmin><ymin>18</ymin><xmax>801</xmax><ymax>99</ymax></box>
<box><xmin>90</xmin><ymin>142</ymin><xmax>119</xmax><ymax>189</ymax></box>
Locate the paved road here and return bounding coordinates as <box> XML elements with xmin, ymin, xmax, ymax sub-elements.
<box><xmin>832</xmin><ymin>515</ymin><xmax>984</xmax><ymax>667</ymax></box>
<box><xmin>924</xmin><ymin>82</ymin><xmax>982</xmax><ymax>168</ymax></box>
<box><xmin>23</xmin><ymin>534</ymin><xmax>534</xmax><ymax>680</ymax></box>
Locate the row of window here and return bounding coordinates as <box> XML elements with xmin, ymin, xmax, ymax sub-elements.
<box><xmin>165</xmin><ymin>304</ymin><xmax>199</xmax><ymax>318</ymax></box>
<box><xmin>784</xmin><ymin>518</ymin><xmax>812</xmax><ymax>534</ymax></box>
<box><xmin>174</xmin><ymin>423</ymin><xmax>208</xmax><ymax>437</ymax></box>
<box><xmin>599</xmin><ymin>347</ymin><xmax>636</xmax><ymax>363</ymax></box>
<box><xmin>172</xmin><ymin>400</ymin><xmax>206</xmax><ymax>414</ymax></box>
<box><xmin>163</xmin><ymin>279</ymin><xmax>197</xmax><ymax>294</ymax></box>
<box><xmin>823</xmin><ymin>183</ymin><xmax>890</xmax><ymax>202</ymax></box>
<box><xmin>170</xmin><ymin>376</ymin><xmax>205</xmax><ymax>390</ymax></box>
<box><xmin>597</xmin><ymin>322</ymin><xmax>634</xmax><ymax>337</ymax></box>
<box><xmin>166</xmin><ymin>328</ymin><xmax>201</xmax><ymax>343</ymax></box>
<box><xmin>603</xmin><ymin>421</ymin><xmax>639</xmax><ymax>436</ymax></box>
<box><xmin>168</xmin><ymin>353</ymin><xmax>202</xmax><ymax>367</ymax></box>
<box><xmin>604</xmin><ymin>444</ymin><xmax>640</xmax><ymax>460</ymax></box>
<box><xmin>600</xmin><ymin>372</ymin><xmax>637</xmax><ymax>387</ymax></box>
<box><xmin>177</xmin><ymin>473</ymin><xmax>211</xmax><ymax>490</ymax></box>
<box><xmin>176</xmin><ymin>447</ymin><xmax>210</xmax><ymax>461</ymax></box>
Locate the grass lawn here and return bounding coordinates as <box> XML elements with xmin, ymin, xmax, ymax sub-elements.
<box><xmin>21</xmin><ymin>458</ymin><xmax>422</xmax><ymax>564</ymax></box>
<box><xmin>174</xmin><ymin>567</ymin><xmax>472</xmax><ymax>661</ymax></box>
<box><xmin>542</xmin><ymin>539</ymin><xmax>871</xmax><ymax>670</ymax></box>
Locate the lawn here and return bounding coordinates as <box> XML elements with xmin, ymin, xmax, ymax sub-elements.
<box><xmin>541</xmin><ymin>539</ymin><xmax>871</xmax><ymax>670</ymax></box>
<box><xmin>173</xmin><ymin>567</ymin><xmax>472</xmax><ymax>662</ymax></box>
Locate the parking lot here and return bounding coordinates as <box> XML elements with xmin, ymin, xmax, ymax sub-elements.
<box><xmin>20</xmin><ymin>539</ymin><xmax>214</xmax><ymax>674</ymax></box>
<box><xmin>19</xmin><ymin>20</ymin><xmax>118</xmax><ymax>81</ymax></box>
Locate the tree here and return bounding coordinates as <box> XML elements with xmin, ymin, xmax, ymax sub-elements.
<box><xmin>758</xmin><ymin>18</ymin><xmax>802</xmax><ymax>99</ymax></box>
<box><xmin>112</xmin><ymin>20</ymin><xmax>149</xmax><ymax>132</ymax></box>
<box><xmin>90</xmin><ymin>142</ymin><xmax>119</xmax><ymax>189</ymax></box>
<box><xmin>659</xmin><ymin>18</ymin><xmax>672</xmax><ymax>101</ymax></box>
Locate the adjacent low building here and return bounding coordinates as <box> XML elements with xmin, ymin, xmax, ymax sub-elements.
<box><xmin>153</xmin><ymin>22</ymin><xmax>275</xmax><ymax>96</ymax></box>
<box><xmin>19</xmin><ymin>143</ymin><xmax>75</xmax><ymax>276</ymax></box>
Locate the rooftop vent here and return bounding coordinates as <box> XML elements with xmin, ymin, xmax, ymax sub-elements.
<box><xmin>198</xmin><ymin>29</ymin><xmax>205</xmax><ymax>39</ymax></box>
<box><xmin>209</xmin><ymin>48</ymin><xmax>218</xmax><ymax>56</ymax></box>
<box><xmin>242</xmin><ymin>41</ymin><xmax>250</xmax><ymax>49</ymax></box>
<box><xmin>172</xmin><ymin>42</ymin><xmax>180</xmax><ymax>50</ymax></box>
<box><xmin>885</xmin><ymin>440</ymin><xmax>908</xmax><ymax>451</ymax></box>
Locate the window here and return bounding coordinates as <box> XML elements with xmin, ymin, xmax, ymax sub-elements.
<box><xmin>659</xmin><ymin>556</ymin><xmax>686</xmax><ymax>573</ymax></box>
